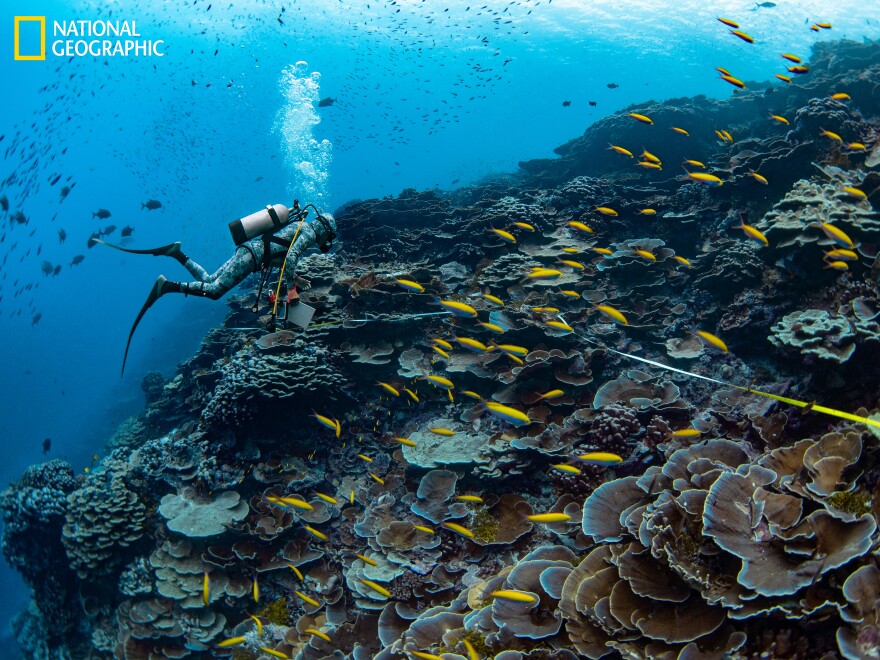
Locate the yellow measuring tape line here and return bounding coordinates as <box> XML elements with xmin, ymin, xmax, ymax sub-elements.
<box><xmin>271</xmin><ymin>212</ymin><xmax>307</xmax><ymax>318</ymax></box>
<box><xmin>560</xmin><ymin>319</ymin><xmax>880</xmax><ymax>429</ymax></box>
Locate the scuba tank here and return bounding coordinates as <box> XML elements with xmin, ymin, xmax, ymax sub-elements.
<box><xmin>228</xmin><ymin>203</ymin><xmax>292</xmax><ymax>246</ymax></box>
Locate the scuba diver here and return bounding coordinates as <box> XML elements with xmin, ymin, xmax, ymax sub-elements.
<box><xmin>97</xmin><ymin>201</ymin><xmax>337</xmax><ymax>375</ymax></box>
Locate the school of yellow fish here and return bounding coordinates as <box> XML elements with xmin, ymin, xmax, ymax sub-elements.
<box><xmin>206</xmin><ymin>14</ymin><xmax>879</xmax><ymax>659</ymax></box>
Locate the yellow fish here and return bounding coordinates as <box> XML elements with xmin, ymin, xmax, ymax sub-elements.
<box><xmin>252</xmin><ymin>577</ymin><xmax>260</xmax><ymax>603</ymax></box>
<box><xmin>455</xmin><ymin>336</ymin><xmax>489</xmax><ymax>352</ymax></box>
<box><xmin>350</xmin><ymin>490</ymin><xmax>355</xmax><ymax>504</ymax></box>
<box><xmin>558</xmin><ymin>259</ymin><xmax>585</xmax><ymax>270</ymax></box>
<box><xmin>304</xmin><ymin>628</ymin><xmax>332</xmax><ymax>643</ymax></box>
<box><xmin>750</xmin><ymin>171</ymin><xmax>769</xmax><ymax>185</ymax></box>
<box><xmin>432</xmin><ymin>345</ymin><xmax>450</xmax><ymax>359</ymax></box>
<box><xmin>608</xmin><ymin>144</ymin><xmax>634</xmax><ymax>157</ymax></box>
<box><xmin>436</xmin><ymin>299</ymin><xmax>478</xmax><ymax>318</ymax></box>
<box><xmin>490</xmin><ymin>227</ymin><xmax>517</xmax><ymax>244</ymax></box>
<box><xmin>463</xmin><ymin>639</ymin><xmax>480</xmax><ymax>660</ymax></box>
<box><xmin>671</xmin><ymin>127</ymin><xmax>689</xmax><ymax>136</ymax></box>
<box><xmin>674</xmin><ymin>255</ymin><xmax>693</xmax><ymax>267</ymax></box>
<box><xmin>305</xmin><ymin>525</ymin><xmax>329</xmax><ymax>541</ymax></box>
<box><xmin>633</xmin><ymin>249</ymin><xmax>656</xmax><ymax>262</ymax></box>
<box><xmin>559</xmin><ymin>290</ymin><xmax>581</xmax><ymax>298</ymax></box>
<box><xmin>443</xmin><ymin>522</ymin><xmax>475</xmax><ymax>538</ymax></box>
<box><xmin>377</xmin><ymin>382</ymin><xmax>400</xmax><ymax>397</ymax></box>
<box><xmin>720</xmin><ymin>74</ymin><xmax>746</xmax><ymax>89</ymax></box>
<box><xmin>831</xmin><ymin>92</ymin><xmax>851</xmax><ymax>101</ymax></box>
<box><xmin>524</xmin><ymin>268</ymin><xmax>563</xmax><ymax>280</ymax></box>
<box><xmin>629</xmin><ymin>112</ymin><xmax>653</xmax><ymax>125</ymax></box>
<box><xmin>545</xmin><ymin>320</ymin><xmax>574</xmax><ymax>334</ymax></box>
<box><xmin>685</xmin><ymin>172</ymin><xmax>723</xmax><ymax>186</ymax></box>
<box><xmin>482</xmin><ymin>293</ymin><xmax>505</xmax><ymax>306</ymax></box>
<box><xmin>492</xmin><ymin>343</ymin><xmax>529</xmax><ymax>357</ymax></box>
<box><xmin>641</xmin><ymin>149</ymin><xmax>661</xmax><ymax>164</ymax></box>
<box><xmin>537</xmin><ymin>389</ymin><xmax>564</xmax><ymax>399</ymax></box>
<box><xmin>730</xmin><ymin>29</ymin><xmax>754</xmax><ymax>43</ymax></box>
<box><xmin>788</xmin><ymin>65</ymin><xmax>810</xmax><ymax>74</ymax></box>
<box><xmin>314</xmin><ymin>492</ymin><xmax>339</xmax><ymax>505</ymax></box>
<box><xmin>392</xmin><ymin>436</ymin><xmax>417</xmax><ymax>447</ymax></box>
<box><xmin>423</xmin><ymin>374</ymin><xmax>454</xmax><ymax>390</ymax></box>
<box><xmin>577</xmin><ymin>451</ymin><xmax>623</xmax><ymax>465</ymax></box>
<box><xmin>217</xmin><ymin>637</ymin><xmax>247</xmax><ymax>648</ymax></box>
<box><xmin>717</xmin><ymin>17</ymin><xmax>739</xmax><ymax>28</ymax></box>
<box><xmin>825</xmin><ymin>260</ymin><xmax>849</xmax><ymax>271</ymax></box>
<box><xmin>411</xmin><ymin>653</ymin><xmax>444</xmax><ymax>660</ymax></box>
<box><xmin>485</xmin><ymin>402</ymin><xmax>532</xmax><ymax>426</ymax></box>
<box><xmin>696</xmin><ymin>330</ymin><xmax>729</xmax><ymax>352</ymax></box>
<box><xmin>670</xmin><ymin>428</ymin><xmax>702</xmax><ymax>438</ymax></box>
<box><xmin>361</xmin><ymin>579</ymin><xmax>392</xmax><ymax>598</ymax></box>
<box><xmin>595</xmin><ymin>304</ymin><xmax>628</xmax><ymax>325</ymax></box>
<box><xmin>461</xmin><ymin>389</ymin><xmax>484</xmax><ymax>399</ymax></box>
<box><xmin>816</xmin><ymin>22</ymin><xmax>832</xmax><ymax>29</ymax></box>
<box><xmin>769</xmin><ymin>114</ymin><xmax>789</xmax><ymax>125</ymax></box>
<box><xmin>429</xmin><ymin>428</ymin><xmax>455</xmax><ymax>436</ymax></box>
<box><xmin>566</xmin><ymin>221</ymin><xmax>594</xmax><ymax>234</ymax></box>
<box><xmin>513</xmin><ymin>221</ymin><xmax>536</xmax><ymax>231</ymax></box>
<box><xmin>433</xmin><ymin>338</ymin><xmax>453</xmax><ymax>350</ymax></box>
<box><xmin>721</xmin><ymin>130</ymin><xmax>733</xmax><ymax>142</ymax></box>
<box><xmin>489</xmin><ymin>590</ymin><xmax>538</xmax><ymax>603</ymax></box>
<box><xmin>550</xmin><ymin>464</ymin><xmax>581</xmax><ymax>475</ymax></box>
<box><xmin>824</xmin><ymin>249</ymin><xmax>858</xmax><ymax>261</ymax></box>
<box><xmin>356</xmin><ymin>453</ymin><xmax>373</xmax><ymax>463</ymax></box>
<box><xmin>819</xmin><ymin>221</ymin><xmax>854</xmax><ymax>248</ymax></box>
<box><xmin>403</xmin><ymin>387</ymin><xmax>419</xmax><ymax>403</ymax></box>
<box><xmin>370</xmin><ymin>473</ymin><xmax>385</xmax><ymax>485</ymax></box>
<box><xmin>394</xmin><ymin>278</ymin><xmax>425</xmax><ymax>293</ymax></box>
<box><xmin>413</xmin><ymin>524</ymin><xmax>435</xmax><ymax>534</ymax></box>
<box><xmin>595</xmin><ymin>206</ymin><xmax>618</xmax><ymax>216</ymax></box>
<box><xmin>592</xmin><ymin>247</ymin><xmax>614</xmax><ymax>256</ymax></box>
<box><xmin>280</xmin><ymin>497</ymin><xmax>314</xmax><ymax>511</ymax></box>
<box><xmin>312</xmin><ymin>412</ymin><xmax>341</xmax><ymax>438</ymax></box>
<box><xmin>847</xmin><ymin>143</ymin><xmax>867</xmax><ymax>151</ymax></box>
<box><xmin>781</xmin><ymin>53</ymin><xmax>802</xmax><ymax>63</ymax></box>
<box><xmin>636</xmin><ymin>161</ymin><xmax>662</xmax><ymax>170</ymax></box>
<box><xmin>820</xmin><ymin>128</ymin><xmax>843</xmax><ymax>142</ymax></box>
<box><xmin>775</xmin><ymin>74</ymin><xmax>792</xmax><ymax>83</ymax></box>
<box><xmin>202</xmin><ymin>572</ymin><xmax>210</xmax><ymax>606</ymax></box>
<box><xmin>355</xmin><ymin>553</ymin><xmax>378</xmax><ymax>566</ymax></box>
<box><xmin>562</xmin><ymin>247</ymin><xmax>580</xmax><ymax>253</ymax></box>
<box><xmin>715</xmin><ymin>129</ymin><xmax>729</xmax><ymax>142</ymax></box>
<box><xmin>639</xmin><ymin>208</ymin><xmax>657</xmax><ymax>215</ymax></box>
<box><xmin>260</xmin><ymin>648</ymin><xmax>290</xmax><ymax>659</ymax></box>
<box><xmin>526</xmin><ymin>512</ymin><xmax>572</xmax><ymax>523</ymax></box>
<box><xmin>478</xmin><ymin>322</ymin><xmax>504</xmax><ymax>335</ymax></box>
<box><xmin>531</xmin><ymin>306</ymin><xmax>561</xmax><ymax>313</ymax></box>
<box><xmin>715</xmin><ymin>67</ymin><xmax>732</xmax><ymax>76</ymax></box>
<box><xmin>842</xmin><ymin>186</ymin><xmax>867</xmax><ymax>200</ymax></box>
<box><xmin>287</xmin><ymin>563</ymin><xmax>304</xmax><ymax>580</ymax></box>
<box><xmin>455</xmin><ymin>495</ymin><xmax>484</xmax><ymax>503</ymax></box>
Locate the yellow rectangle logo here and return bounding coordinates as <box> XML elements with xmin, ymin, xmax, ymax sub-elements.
<box><xmin>14</xmin><ymin>16</ymin><xmax>46</xmax><ymax>61</ymax></box>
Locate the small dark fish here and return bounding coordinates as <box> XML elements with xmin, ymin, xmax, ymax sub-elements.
<box><xmin>121</xmin><ymin>225</ymin><xmax>134</xmax><ymax>237</ymax></box>
<box><xmin>562</xmin><ymin>100</ymin><xmax>571</xmax><ymax>107</ymax></box>
<box><xmin>42</xmin><ymin>438</ymin><xmax>51</xmax><ymax>454</ymax></box>
<box><xmin>754</xmin><ymin>1</ymin><xmax>776</xmax><ymax>7</ymax></box>
<box><xmin>451</xmin><ymin>178</ymin><xmax>460</xmax><ymax>184</ymax></box>
<box><xmin>32</xmin><ymin>313</ymin><xmax>41</xmax><ymax>326</ymax></box>
<box><xmin>50</xmin><ymin>174</ymin><xmax>61</xmax><ymax>186</ymax></box>
<box><xmin>318</xmin><ymin>97</ymin><xmax>336</xmax><ymax>107</ymax></box>
<box><xmin>141</xmin><ymin>199</ymin><xmax>162</xmax><ymax>210</ymax></box>
<box><xmin>60</xmin><ymin>186</ymin><xmax>71</xmax><ymax>201</ymax></box>
<box><xmin>588</xmin><ymin>101</ymin><xmax>597</xmax><ymax>106</ymax></box>
<box><xmin>87</xmin><ymin>232</ymin><xmax>100</xmax><ymax>248</ymax></box>
<box><xmin>607</xmin><ymin>82</ymin><xmax>619</xmax><ymax>89</ymax></box>
<box><xmin>93</xmin><ymin>208</ymin><xmax>111</xmax><ymax>220</ymax></box>
<box><xmin>0</xmin><ymin>194</ymin><xmax>8</xmax><ymax>211</ymax></box>
<box><xmin>53</xmin><ymin>265</ymin><xmax>61</xmax><ymax>276</ymax></box>
<box><xmin>41</xmin><ymin>261</ymin><xmax>53</xmax><ymax>276</ymax></box>
<box><xmin>13</xmin><ymin>211</ymin><xmax>27</xmax><ymax>225</ymax></box>
<box><xmin>70</xmin><ymin>254</ymin><xmax>85</xmax><ymax>267</ymax></box>
<box><xmin>101</xmin><ymin>224</ymin><xmax>117</xmax><ymax>236</ymax></box>
<box><xmin>58</xmin><ymin>228</ymin><xmax>67</xmax><ymax>243</ymax></box>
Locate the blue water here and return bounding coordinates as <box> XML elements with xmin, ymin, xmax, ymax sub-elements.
<box><xmin>1</xmin><ymin>0</ymin><xmax>879</xmax><ymax>643</ymax></box>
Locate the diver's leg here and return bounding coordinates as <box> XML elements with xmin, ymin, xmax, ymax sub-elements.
<box><xmin>164</xmin><ymin>250</ymin><xmax>255</xmax><ymax>300</ymax></box>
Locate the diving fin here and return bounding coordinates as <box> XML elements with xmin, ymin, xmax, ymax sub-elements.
<box><xmin>94</xmin><ymin>238</ymin><xmax>186</xmax><ymax>262</ymax></box>
<box><xmin>122</xmin><ymin>275</ymin><xmax>177</xmax><ymax>376</ymax></box>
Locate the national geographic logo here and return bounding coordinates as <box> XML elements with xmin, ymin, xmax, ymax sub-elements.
<box><xmin>13</xmin><ymin>17</ymin><xmax>164</xmax><ymax>60</ymax></box>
